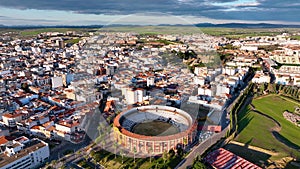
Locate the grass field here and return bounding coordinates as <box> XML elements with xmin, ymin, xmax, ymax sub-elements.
<box><xmin>2</xmin><ymin>27</ymin><xmax>300</xmax><ymax>39</ymax></box>
<box><xmin>234</xmin><ymin>95</ymin><xmax>300</xmax><ymax>165</ymax></box>
<box><xmin>100</xmin><ymin>25</ymin><xmax>202</xmax><ymax>34</ymax></box>
<box><xmin>17</xmin><ymin>28</ymin><xmax>95</xmax><ymax>36</ymax></box>
<box><xmin>253</xmin><ymin>96</ymin><xmax>300</xmax><ymax>149</ymax></box>
<box><xmin>98</xmin><ymin>26</ymin><xmax>300</xmax><ymax>38</ymax></box>
<box><xmin>199</xmin><ymin>28</ymin><xmax>283</xmax><ymax>38</ymax></box>
<box><xmin>20</xmin><ymin>28</ymin><xmax>74</xmax><ymax>36</ymax></box>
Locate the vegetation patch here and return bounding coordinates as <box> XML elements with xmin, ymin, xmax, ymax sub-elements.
<box><xmin>235</xmin><ymin>95</ymin><xmax>300</xmax><ymax>167</ymax></box>
<box><xmin>89</xmin><ymin>148</ymin><xmax>185</xmax><ymax>169</ymax></box>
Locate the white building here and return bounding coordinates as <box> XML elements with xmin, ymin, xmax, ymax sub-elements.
<box><xmin>216</xmin><ymin>84</ymin><xmax>230</xmax><ymax>97</ymax></box>
<box><xmin>222</xmin><ymin>67</ymin><xmax>237</xmax><ymax>76</ymax></box>
<box><xmin>252</xmin><ymin>71</ymin><xmax>271</xmax><ymax>84</ymax></box>
<box><xmin>0</xmin><ymin>136</ymin><xmax>50</xmax><ymax>169</ymax></box>
<box><xmin>194</xmin><ymin>67</ymin><xmax>208</xmax><ymax>77</ymax></box>
<box><xmin>274</xmin><ymin>73</ymin><xmax>290</xmax><ymax>85</ymax></box>
<box><xmin>124</xmin><ymin>88</ymin><xmax>145</xmax><ymax>104</ymax></box>
<box><xmin>2</xmin><ymin>113</ymin><xmax>23</xmax><ymax>128</ymax></box>
<box><xmin>147</xmin><ymin>77</ymin><xmax>155</xmax><ymax>87</ymax></box>
<box><xmin>269</xmin><ymin>55</ymin><xmax>300</xmax><ymax>64</ymax></box>
<box><xmin>198</xmin><ymin>87</ymin><xmax>213</xmax><ymax>96</ymax></box>
<box><xmin>194</xmin><ymin>76</ymin><xmax>205</xmax><ymax>86</ymax></box>
<box><xmin>293</xmin><ymin>76</ymin><xmax>300</xmax><ymax>86</ymax></box>
<box><xmin>51</xmin><ymin>76</ymin><xmax>63</xmax><ymax>89</ymax></box>
<box><xmin>240</xmin><ymin>46</ymin><xmax>258</xmax><ymax>51</ymax></box>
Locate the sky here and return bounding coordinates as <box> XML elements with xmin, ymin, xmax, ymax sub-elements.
<box><xmin>0</xmin><ymin>0</ymin><xmax>299</xmax><ymax>26</ymax></box>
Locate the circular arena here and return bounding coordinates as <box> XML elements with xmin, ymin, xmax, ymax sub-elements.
<box><xmin>113</xmin><ymin>105</ymin><xmax>197</xmax><ymax>155</ymax></box>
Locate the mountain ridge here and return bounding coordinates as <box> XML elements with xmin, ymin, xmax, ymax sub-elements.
<box><xmin>1</xmin><ymin>23</ymin><xmax>300</xmax><ymax>29</ymax></box>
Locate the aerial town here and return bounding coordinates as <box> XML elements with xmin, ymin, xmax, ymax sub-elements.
<box><xmin>0</xmin><ymin>27</ymin><xmax>299</xmax><ymax>169</ymax></box>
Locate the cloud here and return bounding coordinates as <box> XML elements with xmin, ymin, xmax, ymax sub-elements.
<box><xmin>0</xmin><ymin>0</ymin><xmax>298</xmax><ymax>23</ymax></box>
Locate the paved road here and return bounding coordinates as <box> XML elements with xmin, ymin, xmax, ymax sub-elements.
<box><xmin>176</xmin><ymin>129</ymin><xmax>229</xmax><ymax>169</ymax></box>
<box><xmin>176</xmin><ymin>78</ymin><xmax>254</xmax><ymax>169</ymax></box>
<box><xmin>49</xmin><ymin>136</ymin><xmax>92</xmax><ymax>161</ymax></box>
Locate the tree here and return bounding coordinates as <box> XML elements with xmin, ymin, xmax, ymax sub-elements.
<box><xmin>148</xmin><ymin>147</ymin><xmax>153</xmax><ymax>163</ymax></box>
<box><xmin>51</xmin><ymin>160</ymin><xmax>57</xmax><ymax>168</ymax></box>
<box><xmin>193</xmin><ymin>161</ymin><xmax>207</xmax><ymax>169</ymax></box>
<box><xmin>60</xmin><ymin>165</ymin><xmax>67</xmax><ymax>169</ymax></box>
<box><xmin>120</xmin><ymin>149</ymin><xmax>124</xmax><ymax>164</ymax></box>
<box><xmin>168</xmin><ymin>149</ymin><xmax>175</xmax><ymax>159</ymax></box>
<box><xmin>97</xmin><ymin>123</ymin><xmax>105</xmax><ymax>137</ymax></box>
<box><xmin>113</xmin><ymin>142</ymin><xmax>118</xmax><ymax>159</ymax></box>
<box><xmin>176</xmin><ymin>147</ymin><xmax>184</xmax><ymax>157</ymax></box>
<box><xmin>162</xmin><ymin>150</ymin><xmax>168</xmax><ymax>164</ymax></box>
<box><xmin>90</xmin><ymin>150</ymin><xmax>95</xmax><ymax>157</ymax></box>
<box><xmin>101</xmin><ymin>137</ymin><xmax>106</xmax><ymax>149</ymax></box>
<box><xmin>133</xmin><ymin>147</ymin><xmax>137</xmax><ymax>164</ymax></box>
<box><xmin>76</xmin><ymin>151</ymin><xmax>81</xmax><ymax>158</ymax></box>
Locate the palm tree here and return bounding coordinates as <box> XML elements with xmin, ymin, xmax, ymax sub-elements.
<box><xmin>97</xmin><ymin>127</ymin><xmax>101</xmax><ymax>139</ymax></box>
<box><xmin>98</xmin><ymin>133</ymin><xmax>104</xmax><ymax>144</ymax></box>
<box><xmin>101</xmin><ymin>137</ymin><xmax>106</xmax><ymax>149</ymax></box>
<box><xmin>76</xmin><ymin>151</ymin><xmax>81</xmax><ymax>158</ymax></box>
<box><xmin>51</xmin><ymin>160</ymin><xmax>57</xmax><ymax>168</ymax></box>
<box><xmin>120</xmin><ymin>149</ymin><xmax>124</xmax><ymax>164</ymax></box>
<box><xmin>105</xmin><ymin>126</ymin><xmax>111</xmax><ymax>136</ymax></box>
<box><xmin>162</xmin><ymin>150</ymin><xmax>168</xmax><ymax>165</ymax></box>
<box><xmin>113</xmin><ymin>142</ymin><xmax>118</xmax><ymax>159</ymax></box>
<box><xmin>133</xmin><ymin>147</ymin><xmax>137</xmax><ymax>164</ymax></box>
<box><xmin>148</xmin><ymin>147</ymin><xmax>153</xmax><ymax>163</ymax></box>
<box><xmin>97</xmin><ymin>123</ymin><xmax>105</xmax><ymax>137</ymax></box>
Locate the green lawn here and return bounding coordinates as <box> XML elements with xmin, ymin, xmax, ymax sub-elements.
<box><xmin>199</xmin><ymin>27</ymin><xmax>283</xmax><ymax>38</ymax></box>
<box><xmin>235</xmin><ymin>107</ymin><xmax>283</xmax><ymax>155</ymax></box>
<box><xmin>235</xmin><ymin>95</ymin><xmax>300</xmax><ymax>162</ymax></box>
<box><xmin>253</xmin><ymin>96</ymin><xmax>300</xmax><ymax>148</ymax></box>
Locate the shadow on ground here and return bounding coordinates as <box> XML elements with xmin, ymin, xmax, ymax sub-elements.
<box><xmin>236</xmin><ymin>107</ymin><xmax>253</xmax><ymax>135</ymax></box>
<box><xmin>224</xmin><ymin>143</ymin><xmax>271</xmax><ymax>167</ymax></box>
<box><xmin>272</xmin><ymin>131</ymin><xmax>300</xmax><ymax>159</ymax></box>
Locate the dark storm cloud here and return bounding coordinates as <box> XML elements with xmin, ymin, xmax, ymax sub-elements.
<box><xmin>218</xmin><ymin>0</ymin><xmax>300</xmax><ymax>22</ymax></box>
<box><xmin>0</xmin><ymin>0</ymin><xmax>299</xmax><ymax>22</ymax></box>
<box><xmin>257</xmin><ymin>0</ymin><xmax>300</xmax><ymax>9</ymax></box>
<box><xmin>0</xmin><ymin>0</ymin><xmax>228</xmax><ymax>15</ymax></box>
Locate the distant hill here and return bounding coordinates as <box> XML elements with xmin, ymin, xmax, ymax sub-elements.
<box><xmin>0</xmin><ymin>23</ymin><xmax>300</xmax><ymax>29</ymax></box>
<box><xmin>0</xmin><ymin>25</ymin><xmax>104</xmax><ymax>29</ymax></box>
<box><xmin>194</xmin><ymin>23</ymin><xmax>300</xmax><ymax>28</ymax></box>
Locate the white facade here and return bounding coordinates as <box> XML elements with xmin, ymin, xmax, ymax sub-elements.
<box><xmin>194</xmin><ymin>76</ymin><xmax>205</xmax><ymax>85</ymax></box>
<box><xmin>147</xmin><ymin>77</ymin><xmax>155</xmax><ymax>87</ymax></box>
<box><xmin>2</xmin><ymin>114</ymin><xmax>23</xmax><ymax>127</ymax></box>
<box><xmin>240</xmin><ymin>46</ymin><xmax>258</xmax><ymax>51</ymax></box>
<box><xmin>51</xmin><ymin>76</ymin><xmax>63</xmax><ymax>88</ymax></box>
<box><xmin>216</xmin><ymin>84</ymin><xmax>230</xmax><ymax>97</ymax></box>
<box><xmin>124</xmin><ymin>88</ymin><xmax>144</xmax><ymax>104</ymax></box>
<box><xmin>222</xmin><ymin>67</ymin><xmax>237</xmax><ymax>76</ymax></box>
<box><xmin>194</xmin><ymin>67</ymin><xmax>208</xmax><ymax>76</ymax></box>
<box><xmin>198</xmin><ymin>88</ymin><xmax>213</xmax><ymax>96</ymax></box>
<box><xmin>270</xmin><ymin>55</ymin><xmax>300</xmax><ymax>64</ymax></box>
<box><xmin>55</xmin><ymin>122</ymin><xmax>78</xmax><ymax>133</ymax></box>
<box><xmin>274</xmin><ymin>74</ymin><xmax>290</xmax><ymax>85</ymax></box>
<box><xmin>252</xmin><ymin>72</ymin><xmax>271</xmax><ymax>84</ymax></box>
<box><xmin>0</xmin><ymin>137</ymin><xmax>50</xmax><ymax>169</ymax></box>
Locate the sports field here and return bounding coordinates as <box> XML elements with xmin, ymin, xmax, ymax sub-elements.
<box><xmin>234</xmin><ymin>95</ymin><xmax>300</xmax><ymax>165</ymax></box>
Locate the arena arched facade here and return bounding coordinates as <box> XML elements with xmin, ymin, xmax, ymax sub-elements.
<box><xmin>113</xmin><ymin>105</ymin><xmax>197</xmax><ymax>154</ymax></box>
